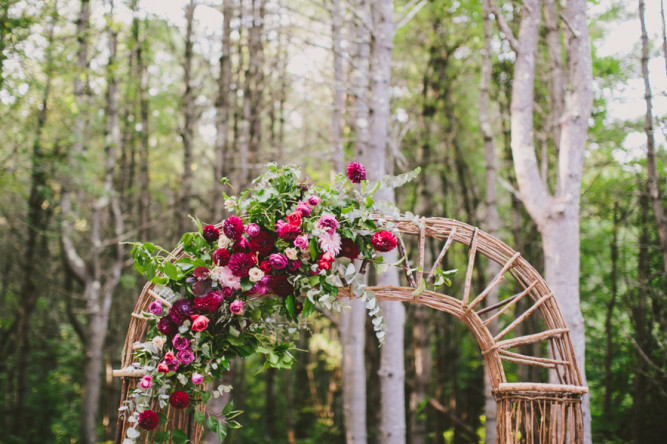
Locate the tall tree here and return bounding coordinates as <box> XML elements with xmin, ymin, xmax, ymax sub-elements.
<box><xmin>61</xmin><ymin>1</ymin><xmax>124</xmax><ymax>442</ymax></box>
<box><xmin>367</xmin><ymin>1</ymin><xmax>405</xmax><ymax>443</ymax></box>
<box><xmin>639</xmin><ymin>0</ymin><xmax>667</xmax><ymax>278</ymax></box>
<box><xmin>498</xmin><ymin>0</ymin><xmax>594</xmax><ymax>441</ymax></box>
<box><xmin>339</xmin><ymin>1</ymin><xmax>370</xmax><ymax>442</ymax></box>
<box><xmin>214</xmin><ymin>0</ymin><xmax>233</xmax><ymax>221</ymax></box>
<box><xmin>11</xmin><ymin>1</ymin><xmax>58</xmax><ymax>437</ymax></box>
<box><xmin>180</xmin><ymin>0</ymin><xmax>196</xmax><ymax>233</ymax></box>
<box><xmin>479</xmin><ymin>1</ymin><xmax>500</xmax><ymax>441</ymax></box>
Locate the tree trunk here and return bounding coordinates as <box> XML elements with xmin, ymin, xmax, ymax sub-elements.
<box><xmin>479</xmin><ymin>1</ymin><xmax>500</xmax><ymax>441</ymax></box>
<box><xmin>632</xmin><ymin>191</ymin><xmax>649</xmax><ymax>443</ymax></box>
<box><xmin>249</xmin><ymin>0</ymin><xmax>265</xmax><ymax>173</ymax></box>
<box><xmin>340</xmin><ymin>2</ymin><xmax>370</xmax><ymax>442</ymax></box>
<box><xmin>330</xmin><ymin>0</ymin><xmax>345</xmax><ymax>173</ymax></box>
<box><xmin>180</xmin><ymin>0</ymin><xmax>196</xmax><ymax>233</ymax></box>
<box><xmin>214</xmin><ymin>0</ymin><xmax>233</xmax><ymax>221</ymax></box>
<box><xmin>367</xmin><ymin>1</ymin><xmax>405</xmax><ymax>443</ymax></box>
<box><xmin>12</xmin><ymin>3</ymin><xmax>57</xmax><ymax>436</ymax></box>
<box><xmin>639</xmin><ymin>0</ymin><xmax>667</xmax><ymax>279</ymax></box>
<box><xmin>603</xmin><ymin>203</ymin><xmax>619</xmax><ymax>430</ymax></box>
<box><xmin>505</xmin><ymin>0</ymin><xmax>593</xmax><ymax>441</ymax></box>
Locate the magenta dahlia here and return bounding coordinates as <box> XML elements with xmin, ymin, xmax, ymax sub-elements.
<box><xmin>194</xmin><ymin>291</ymin><xmax>223</xmax><ymax>313</ymax></box>
<box><xmin>138</xmin><ymin>410</ymin><xmax>159</xmax><ymax>430</ymax></box>
<box><xmin>212</xmin><ymin>248</ymin><xmax>231</xmax><ymax>266</ymax></box>
<box><xmin>202</xmin><ymin>224</ymin><xmax>220</xmax><ymax>243</ymax></box>
<box><xmin>228</xmin><ymin>252</ymin><xmax>257</xmax><ymax>278</ymax></box>
<box><xmin>346</xmin><ymin>162</ymin><xmax>367</xmax><ymax>183</ymax></box>
<box><xmin>251</xmin><ymin>231</ymin><xmax>275</xmax><ymax>257</ymax></box>
<box><xmin>169</xmin><ymin>391</ymin><xmax>190</xmax><ymax>409</ymax></box>
<box><xmin>277</xmin><ymin>223</ymin><xmax>301</xmax><ymax>242</ymax></box>
<box><xmin>371</xmin><ymin>230</ymin><xmax>397</xmax><ymax>252</ymax></box>
<box><xmin>223</xmin><ymin>216</ymin><xmax>244</xmax><ymax>240</ymax></box>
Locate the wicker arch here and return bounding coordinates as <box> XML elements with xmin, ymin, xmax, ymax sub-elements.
<box><xmin>114</xmin><ymin>217</ymin><xmax>587</xmax><ymax>443</ymax></box>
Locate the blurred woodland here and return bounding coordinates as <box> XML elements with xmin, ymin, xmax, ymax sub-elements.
<box><xmin>0</xmin><ymin>0</ymin><xmax>666</xmax><ymax>443</ymax></box>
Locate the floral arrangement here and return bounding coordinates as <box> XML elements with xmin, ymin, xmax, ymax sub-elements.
<box><xmin>120</xmin><ymin>163</ymin><xmax>422</xmax><ymax>443</ymax></box>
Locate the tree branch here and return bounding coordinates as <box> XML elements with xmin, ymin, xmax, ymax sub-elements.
<box><xmin>488</xmin><ymin>0</ymin><xmax>519</xmax><ymax>52</ymax></box>
<box><xmin>396</xmin><ymin>0</ymin><xmax>427</xmax><ymax>30</ymax></box>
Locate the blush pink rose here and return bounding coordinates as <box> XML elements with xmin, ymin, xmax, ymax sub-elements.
<box><xmin>191</xmin><ymin>315</ymin><xmax>209</xmax><ymax>332</ymax></box>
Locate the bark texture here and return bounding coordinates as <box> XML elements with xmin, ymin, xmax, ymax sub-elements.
<box><xmin>480</xmin><ymin>1</ymin><xmax>500</xmax><ymax>441</ymax></box>
<box><xmin>505</xmin><ymin>0</ymin><xmax>593</xmax><ymax>442</ymax></box>
<box><xmin>180</xmin><ymin>0</ymin><xmax>196</xmax><ymax>233</ymax></box>
<box><xmin>367</xmin><ymin>1</ymin><xmax>405</xmax><ymax>443</ymax></box>
<box><xmin>639</xmin><ymin>0</ymin><xmax>667</xmax><ymax>279</ymax></box>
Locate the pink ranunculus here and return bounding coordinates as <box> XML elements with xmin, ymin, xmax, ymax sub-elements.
<box><xmin>308</xmin><ymin>195</ymin><xmax>321</xmax><ymax>206</ymax></box>
<box><xmin>148</xmin><ymin>300</ymin><xmax>163</xmax><ymax>316</ymax></box>
<box><xmin>246</xmin><ymin>223</ymin><xmax>260</xmax><ymax>237</ymax></box>
<box><xmin>294</xmin><ymin>234</ymin><xmax>309</xmax><ymax>250</ymax></box>
<box><xmin>296</xmin><ymin>202</ymin><xmax>312</xmax><ymax>216</ymax></box>
<box><xmin>221</xmin><ymin>287</ymin><xmax>234</xmax><ymax>298</ymax></box>
<box><xmin>230</xmin><ymin>299</ymin><xmax>244</xmax><ymax>315</ymax></box>
<box><xmin>191</xmin><ymin>372</ymin><xmax>204</xmax><ymax>385</ymax></box>
<box><xmin>275</xmin><ymin>220</ymin><xmax>286</xmax><ymax>231</ymax></box>
<box><xmin>191</xmin><ymin>315</ymin><xmax>209</xmax><ymax>332</ymax></box>
<box><xmin>140</xmin><ymin>375</ymin><xmax>153</xmax><ymax>389</ymax></box>
<box><xmin>157</xmin><ymin>362</ymin><xmax>170</xmax><ymax>374</ymax></box>
<box><xmin>318</xmin><ymin>214</ymin><xmax>338</xmax><ymax>233</ymax></box>
<box><xmin>172</xmin><ymin>334</ymin><xmax>190</xmax><ymax>351</ymax></box>
<box><xmin>176</xmin><ymin>349</ymin><xmax>195</xmax><ymax>365</ymax></box>
<box><xmin>269</xmin><ymin>253</ymin><xmax>288</xmax><ymax>269</ymax></box>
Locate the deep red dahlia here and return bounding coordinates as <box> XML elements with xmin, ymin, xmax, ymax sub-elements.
<box><xmin>169</xmin><ymin>391</ymin><xmax>190</xmax><ymax>409</ymax></box>
<box><xmin>371</xmin><ymin>230</ymin><xmax>397</xmax><ymax>252</ymax></box>
<box><xmin>251</xmin><ymin>231</ymin><xmax>275</xmax><ymax>257</ymax></box>
<box><xmin>195</xmin><ymin>291</ymin><xmax>223</xmax><ymax>314</ymax></box>
<box><xmin>138</xmin><ymin>410</ymin><xmax>159</xmax><ymax>430</ymax></box>
<box><xmin>346</xmin><ymin>162</ymin><xmax>367</xmax><ymax>183</ymax></box>
<box><xmin>157</xmin><ymin>316</ymin><xmax>177</xmax><ymax>335</ymax></box>
<box><xmin>193</xmin><ymin>266</ymin><xmax>210</xmax><ymax>279</ymax></box>
<box><xmin>223</xmin><ymin>216</ymin><xmax>245</xmax><ymax>240</ymax></box>
<box><xmin>212</xmin><ymin>248</ymin><xmax>231</xmax><ymax>266</ymax></box>
<box><xmin>340</xmin><ymin>238</ymin><xmax>360</xmax><ymax>260</ymax></box>
<box><xmin>169</xmin><ymin>299</ymin><xmax>195</xmax><ymax>325</ymax></box>
<box><xmin>228</xmin><ymin>252</ymin><xmax>257</xmax><ymax>278</ymax></box>
<box><xmin>270</xmin><ymin>274</ymin><xmax>294</xmax><ymax>297</ymax></box>
<box><xmin>202</xmin><ymin>224</ymin><xmax>220</xmax><ymax>243</ymax></box>
<box><xmin>277</xmin><ymin>223</ymin><xmax>301</xmax><ymax>242</ymax></box>
<box><xmin>233</xmin><ymin>236</ymin><xmax>252</xmax><ymax>252</ymax></box>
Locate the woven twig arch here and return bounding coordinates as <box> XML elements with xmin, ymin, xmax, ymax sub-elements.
<box><xmin>114</xmin><ymin>217</ymin><xmax>587</xmax><ymax>443</ymax></box>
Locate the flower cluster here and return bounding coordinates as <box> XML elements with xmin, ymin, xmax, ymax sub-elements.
<box><xmin>121</xmin><ymin>163</ymin><xmax>414</xmax><ymax>442</ymax></box>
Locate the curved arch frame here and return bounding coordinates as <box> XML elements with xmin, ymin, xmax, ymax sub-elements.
<box><xmin>114</xmin><ymin>217</ymin><xmax>587</xmax><ymax>443</ymax></box>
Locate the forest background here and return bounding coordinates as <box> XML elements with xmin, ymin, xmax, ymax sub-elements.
<box><xmin>1</xmin><ymin>0</ymin><xmax>666</xmax><ymax>443</ymax></box>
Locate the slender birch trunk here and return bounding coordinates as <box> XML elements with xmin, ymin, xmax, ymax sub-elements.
<box><xmin>340</xmin><ymin>1</ymin><xmax>370</xmax><ymax>442</ymax></box>
<box><xmin>500</xmin><ymin>0</ymin><xmax>593</xmax><ymax>442</ymax></box>
<box><xmin>180</xmin><ymin>0</ymin><xmax>196</xmax><ymax>233</ymax></box>
<box><xmin>639</xmin><ymin>0</ymin><xmax>667</xmax><ymax>278</ymax></box>
<box><xmin>330</xmin><ymin>0</ymin><xmax>345</xmax><ymax>172</ymax></box>
<box><xmin>367</xmin><ymin>1</ymin><xmax>405</xmax><ymax>443</ymax></box>
<box><xmin>479</xmin><ymin>1</ymin><xmax>500</xmax><ymax>441</ymax></box>
<box><xmin>214</xmin><ymin>0</ymin><xmax>233</xmax><ymax>221</ymax></box>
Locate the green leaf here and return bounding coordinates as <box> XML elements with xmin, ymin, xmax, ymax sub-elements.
<box><xmin>207</xmin><ymin>415</ymin><xmax>219</xmax><ymax>432</ymax></box>
<box><xmin>412</xmin><ymin>278</ymin><xmax>427</xmax><ymax>297</ymax></box>
<box><xmin>162</xmin><ymin>261</ymin><xmax>179</xmax><ymax>280</ymax></box>
<box><xmin>154</xmin><ymin>431</ymin><xmax>170</xmax><ymax>443</ymax></box>
<box><xmin>194</xmin><ymin>410</ymin><xmax>205</xmax><ymax>425</ymax></box>
<box><xmin>171</xmin><ymin>429</ymin><xmax>189</xmax><ymax>444</ymax></box>
<box><xmin>309</xmin><ymin>238</ymin><xmax>318</xmax><ymax>261</ymax></box>
<box><xmin>217</xmin><ymin>423</ymin><xmax>228</xmax><ymax>441</ymax></box>
<box><xmin>228</xmin><ymin>420</ymin><xmax>242</xmax><ymax>429</ymax></box>
<box><xmin>158</xmin><ymin>412</ymin><xmax>168</xmax><ymax>425</ymax></box>
<box><xmin>222</xmin><ymin>401</ymin><xmax>235</xmax><ymax>416</ymax></box>
<box><xmin>302</xmin><ymin>297</ymin><xmax>315</xmax><ymax>317</ymax></box>
<box><xmin>285</xmin><ymin>294</ymin><xmax>295</xmax><ymax>321</ymax></box>
<box><xmin>241</xmin><ymin>279</ymin><xmax>254</xmax><ymax>292</ymax></box>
